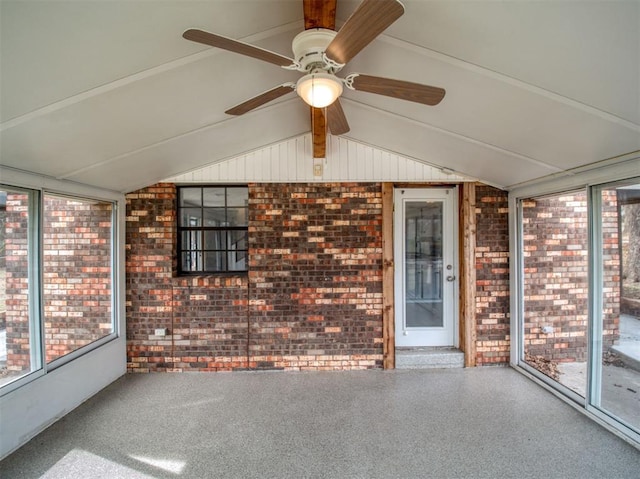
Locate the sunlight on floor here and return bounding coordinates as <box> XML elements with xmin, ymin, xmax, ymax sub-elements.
<box><xmin>45</xmin><ymin>450</ymin><xmax>156</xmax><ymax>479</ymax></box>
<box><xmin>130</xmin><ymin>454</ymin><xmax>186</xmax><ymax>474</ymax></box>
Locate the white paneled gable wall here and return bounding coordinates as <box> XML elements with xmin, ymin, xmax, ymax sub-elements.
<box><xmin>164</xmin><ymin>135</ymin><xmax>471</xmax><ymax>184</ymax></box>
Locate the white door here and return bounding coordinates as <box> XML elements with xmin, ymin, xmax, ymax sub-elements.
<box><xmin>394</xmin><ymin>188</ymin><xmax>458</xmax><ymax>347</ymax></box>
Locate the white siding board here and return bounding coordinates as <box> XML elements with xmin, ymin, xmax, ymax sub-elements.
<box><xmin>373</xmin><ymin>148</ymin><xmax>382</xmax><ymax>180</ymax></box>
<box><xmin>381</xmin><ymin>150</ymin><xmax>391</xmax><ymax>180</ymax></box>
<box><xmin>363</xmin><ymin>145</ymin><xmax>373</xmax><ymax>181</ymax></box>
<box><xmin>163</xmin><ymin>134</ymin><xmax>472</xmax><ymax>184</ymax></box>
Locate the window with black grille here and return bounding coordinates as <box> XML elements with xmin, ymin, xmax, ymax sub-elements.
<box><xmin>177</xmin><ymin>186</ymin><xmax>248</xmax><ymax>274</ymax></box>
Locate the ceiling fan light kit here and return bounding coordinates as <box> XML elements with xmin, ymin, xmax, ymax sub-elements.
<box><xmin>296</xmin><ymin>72</ymin><xmax>343</xmax><ymax>108</ymax></box>
<box><xmin>183</xmin><ymin>0</ymin><xmax>445</xmax><ymax>149</ymax></box>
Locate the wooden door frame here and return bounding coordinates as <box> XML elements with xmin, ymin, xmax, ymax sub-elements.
<box><xmin>381</xmin><ymin>182</ymin><xmax>477</xmax><ymax>369</ymax></box>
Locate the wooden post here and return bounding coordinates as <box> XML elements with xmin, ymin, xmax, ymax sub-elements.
<box><xmin>382</xmin><ymin>183</ymin><xmax>395</xmax><ymax>369</ymax></box>
<box><xmin>460</xmin><ymin>182</ymin><xmax>477</xmax><ymax>367</ymax></box>
<box><xmin>311</xmin><ymin>107</ymin><xmax>326</xmax><ymax>159</ymax></box>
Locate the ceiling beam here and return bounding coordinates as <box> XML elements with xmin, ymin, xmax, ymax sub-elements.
<box><xmin>303</xmin><ymin>0</ymin><xmax>337</xmax><ymax>30</ymax></box>
<box><xmin>312</xmin><ymin>107</ymin><xmax>327</xmax><ymax>158</ymax></box>
<box><xmin>304</xmin><ymin>1</ymin><xmax>336</xmax><ymax>159</ymax></box>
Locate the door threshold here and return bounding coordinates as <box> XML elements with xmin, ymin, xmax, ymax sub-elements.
<box><xmin>396</xmin><ymin>347</ymin><xmax>464</xmax><ymax>369</ymax></box>
<box><xmin>396</xmin><ymin>346</ymin><xmax>460</xmax><ymax>352</ymax></box>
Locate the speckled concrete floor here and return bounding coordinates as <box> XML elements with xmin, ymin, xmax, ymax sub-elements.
<box><xmin>1</xmin><ymin>367</ymin><xmax>638</xmax><ymax>479</ymax></box>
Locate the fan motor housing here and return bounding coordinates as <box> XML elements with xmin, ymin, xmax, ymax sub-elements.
<box><xmin>292</xmin><ymin>28</ymin><xmax>338</xmax><ymax>72</ymax></box>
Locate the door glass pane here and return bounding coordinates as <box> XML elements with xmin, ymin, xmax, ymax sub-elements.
<box><xmin>405</xmin><ymin>201</ymin><xmax>443</xmax><ymax>328</ymax></box>
<box><xmin>521</xmin><ymin>192</ymin><xmax>588</xmax><ymax>396</ymax></box>
<box><xmin>596</xmin><ymin>183</ymin><xmax>640</xmax><ymax>432</ymax></box>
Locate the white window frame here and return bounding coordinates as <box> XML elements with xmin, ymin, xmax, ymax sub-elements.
<box><xmin>0</xmin><ymin>182</ymin><xmax>120</xmax><ymax>397</ymax></box>
<box><xmin>509</xmin><ymin>152</ymin><xmax>640</xmax><ymax>447</ymax></box>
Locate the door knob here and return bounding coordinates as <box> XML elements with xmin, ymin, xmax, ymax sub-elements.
<box><xmin>446</xmin><ymin>275</ymin><xmax>456</xmax><ymax>282</ymax></box>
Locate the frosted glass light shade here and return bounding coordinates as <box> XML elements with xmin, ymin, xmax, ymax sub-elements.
<box><xmin>296</xmin><ymin>73</ymin><xmax>343</xmax><ymax>108</ymax></box>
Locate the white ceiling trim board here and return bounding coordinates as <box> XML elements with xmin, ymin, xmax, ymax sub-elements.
<box><xmin>379</xmin><ymin>34</ymin><xmax>640</xmax><ymax>132</ymax></box>
<box><xmin>507</xmin><ymin>150</ymin><xmax>640</xmax><ymax>193</ymax></box>
<box><xmin>0</xmin><ymin>20</ymin><xmax>303</xmax><ymax>132</ymax></box>
<box><xmin>0</xmin><ymin>165</ymin><xmax>122</xmax><ymax>198</ymax></box>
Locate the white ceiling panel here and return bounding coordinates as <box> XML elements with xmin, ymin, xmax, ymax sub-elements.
<box><xmin>64</xmin><ymin>99</ymin><xmax>310</xmax><ymax>192</ymax></box>
<box><xmin>1</xmin><ymin>0</ymin><xmax>638</xmax><ymax>192</ymax></box>
<box><xmin>0</xmin><ymin>0</ymin><xmax>301</xmax><ymax>121</ymax></box>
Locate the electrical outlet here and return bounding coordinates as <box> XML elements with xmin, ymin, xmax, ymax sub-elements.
<box><xmin>313</xmin><ymin>162</ymin><xmax>323</xmax><ymax>176</ymax></box>
<box><xmin>541</xmin><ymin>326</ymin><xmax>554</xmax><ymax>334</ymax></box>
<box><xmin>155</xmin><ymin>328</ymin><xmax>167</xmax><ymax>336</ymax></box>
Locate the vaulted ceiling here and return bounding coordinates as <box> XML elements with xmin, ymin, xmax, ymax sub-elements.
<box><xmin>1</xmin><ymin>0</ymin><xmax>638</xmax><ymax>193</ymax></box>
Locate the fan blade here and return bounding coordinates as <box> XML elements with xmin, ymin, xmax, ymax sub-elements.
<box><xmin>183</xmin><ymin>29</ymin><xmax>295</xmax><ymax>68</ymax></box>
<box><xmin>225</xmin><ymin>84</ymin><xmax>295</xmax><ymax>115</ymax></box>
<box><xmin>325</xmin><ymin>0</ymin><xmax>404</xmax><ymax>65</ymax></box>
<box><xmin>350</xmin><ymin>74</ymin><xmax>446</xmax><ymax>106</ymax></box>
<box><xmin>304</xmin><ymin>0</ymin><xmax>337</xmax><ymax>30</ymax></box>
<box><xmin>311</xmin><ymin>107</ymin><xmax>327</xmax><ymax>158</ymax></box>
<box><xmin>326</xmin><ymin>99</ymin><xmax>350</xmax><ymax>135</ymax></box>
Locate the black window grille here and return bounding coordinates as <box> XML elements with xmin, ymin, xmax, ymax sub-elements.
<box><xmin>177</xmin><ymin>186</ymin><xmax>248</xmax><ymax>274</ymax></box>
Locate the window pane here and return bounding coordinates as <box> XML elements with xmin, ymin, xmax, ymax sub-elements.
<box><xmin>521</xmin><ymin>191</ymin><xmax>588</xmax><ymax>396</ymax></box>
<box><xmin>204</xmin><ymin>251</ymin><xmax>226</xmax><ymax>271</ymax></box>
<box><xmin>228</xmin><ymin>230</ymin><xmax>247</xmax><ymax>251</ymax></box>
<box><xmin>227</xmin><ymin>208</ymin><xmax>248</xmax><ymax>227</ymax></box>
<box><xmin>203</xmin><ymin>208</ymin><xmax>226</xmax><ymax>226</ymax></box>
<box><xmin>181</xmin><ymin>230</ymin><xmax>201</xmax><ymax>251</ymax></box>
<box><xmin>43</xmin><ymin>195</ymin><xmax>114</xmax><ymax>364</ymax></box>
<box><xmin>227</xmin><ymin>187</ymin><xmax>248</xmax><ymax>207</ymax></box>
<box><xmin>228</xmin><ymin>230</ymin><xmax>248</xmax><ymax>271</ymax></box>
<box><xmin>180</xmin><ymin>188</ymin><xmax>201</xmax><ymax>207</ymax></box>
<box><xmin>204</xmin><ymin>230</ymin><xmax>226</xmax><ymax>250</ymax></box>
<box><xmin>180</xmin><ymin>208</ymin><xmax>201</xmax><ymax>227</ymax></box>
<box><xmin>182</xmin><ymin>251</ymin><xmax>202</xmax><ymax>272</ymax></box>
<box><xmin>202</xmin><ymin>188</ymin><xmax>225</xmax><ymax>207</ymax></box>
<box><xmin>596</xmin><ymin>183</ymin><xmax>640</xmax><ymax>432</ymax></box>
<box><xmin>1</xmin><ymin>189</ymin><xmax>37</xmax><ymax>387</ymax></box>
<box><xmin>228</xmin><ymin>251</ymin><xmax>246</xmax><ymax>271</ymax></box>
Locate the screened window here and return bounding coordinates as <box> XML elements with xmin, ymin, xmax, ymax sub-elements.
<box><xmin>178</xmin><ymin>186</ymin><xmax>248</xmax><ymax>273</ymax></box>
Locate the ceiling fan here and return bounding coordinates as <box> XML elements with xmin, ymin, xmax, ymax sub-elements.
<box><xmin>183</xmin><ymin>0</ymin><xmax>445</xmax><ymax>158</ymax></box>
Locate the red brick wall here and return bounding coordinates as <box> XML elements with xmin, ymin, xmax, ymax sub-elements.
<box><xmin>125</xmin><ymin>183</ymin><xmax>518</xmax><ymax>371</ymax></box>
<box><xmin>248</xmin><ymin>183</ymin><xmax>383</xmax><ymax>370</ymax></box>
<box><xmin>475</xmin><ymin>186</ymin><xmax>511</xmax><ymax>365</ymax></box>
<box><xmin>125</xmin><ymin>183</ymin><xmax>249</xmax><ymax>371</ymax></box>
<box><xmin>126</xmin><ymin>183</ymin><xmax>383</xmax><ymax>372</ymax></box>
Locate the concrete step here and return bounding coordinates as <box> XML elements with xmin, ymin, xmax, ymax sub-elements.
<box><xmin>396</xmin><ymin>347</ymin><xmax>464</xmax><ymax>369</ymax></box>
